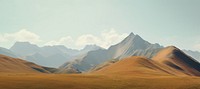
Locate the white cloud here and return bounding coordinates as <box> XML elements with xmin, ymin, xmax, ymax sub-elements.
<box><xmin>0</xmin><ymin>35</ymin><xmax>7</xmax><ymax>42</ymax></box>
<box><xmin>75</xmin><ymin>29</ymin><xmax>128</xmax><ymax>48</ymax></box>
<box><xmin>75</xmin><ymin>34</ymin><xmax>101</xmax><ymax>47</ymax></box>
<box><xmin>45</xmin><ymin>28</ymin><xmax>128</xmax><ymax>49</ymax></box>
<box><xmin>0</xmin><ymin>29</ymin><xmax>41</xmax><ymax>43</ymax></box>
<box><xmin>100</xmin><ymin>29</ymin><xmax>128</xmax><ymax>48</ymax></box>
<box><xmin>194</xmin><ymin>44</ymin><xmax>200</xmax><ymax>51</ymax></box>
<box><xmin>45</xmin><ymin>36</ymin><xmax>74</xmax><ymax>47</ymax></box>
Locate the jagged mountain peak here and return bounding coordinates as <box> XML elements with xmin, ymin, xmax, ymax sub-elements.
<box><xmin>128</xmin><ymin>32</ymin><xmax>135</xmax><ymax>37</ymax></box>
<box><xmin>10</xmin><ymin>41</ymin><xmax>40</xmax><ymax>56</ymax></box>
<box><xmin>10</xmin><ymin>41</ymin><xmax>39</xmax><ymax>49</ymax></box>
<box><xmin>117</xmin><ymin>33</ymin><xmax>149</xmax><ymax>46</ymax></box>
<box><xmin>109</xmin><ymin>33</ymin><xmax>152</xmax><ymax>57</ymax></box>
<box><xmin>120</xmin><ymin>32</ymin><xmax>136</xmax><ymax>43</ymax></box>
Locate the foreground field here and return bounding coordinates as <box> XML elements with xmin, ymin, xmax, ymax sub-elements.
<box><xmin>0</xmin><ymin>73</ymin><xmax>200</xmax><ymax>89</ymax></box>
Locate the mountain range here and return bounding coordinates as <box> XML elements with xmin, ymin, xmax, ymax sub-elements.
<box><xmin>0</xmin><ymin>32</ymin><xmax>199</xmax><ymax>76</ymax></box>
<box><xmin>58</xmin><ymin>33</ymin><xmax>200</xmax><ymax>73</ymax></box>
<box><xmin>8</xmin><ymin>42</ymin><xmax>102</xmax><ymax>67</ymax></box>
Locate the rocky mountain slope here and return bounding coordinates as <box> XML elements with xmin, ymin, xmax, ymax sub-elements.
<box><xmin>59</xmin><ymin>33</ymin><xmax>163</xmax><ymax>73</ymax></box>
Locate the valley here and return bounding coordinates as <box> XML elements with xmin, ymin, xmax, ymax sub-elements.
<box><xmin>0</xmin><ymin>73</ymin><xmax>199</xmax><ymax>89</ymax></box>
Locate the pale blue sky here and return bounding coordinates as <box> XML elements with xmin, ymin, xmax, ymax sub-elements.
<box><xmin>0</xmin><ymin>0</ymin><xmax>200</xmax><ymax>51</ymax></box>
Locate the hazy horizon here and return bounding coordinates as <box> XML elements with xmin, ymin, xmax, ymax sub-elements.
<box><xmin>0</xmin><ymin>0</ymin><xmax>200</xmax><ymax>51</ymax></box>
<box><xmin>0</xmin><ymin>1</ymin><xmax>200</xmax><ymax>89</ymax></box>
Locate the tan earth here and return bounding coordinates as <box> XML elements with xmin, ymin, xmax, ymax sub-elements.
<box><xmin>0</xmin><ymin>46</ymin><xmax>200</xmax><ymax>89</ymax></box>
<box><xmin>0</xmin><ymin>54</ymin><xmax>49</xmax><ymax>73</ymax></box>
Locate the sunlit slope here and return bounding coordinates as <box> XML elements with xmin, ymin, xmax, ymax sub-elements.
<box><xmin>0</xmin><ymin>54</ymin><xmax>49</xmax><ymax>73</ymax></box>
<box><xmin>93</xmin><ymin>56</ymin><xmax>173</xmax><ymax>76</ymax></box>
<box><xmin>153</xmin><ymin>46</ymin><xmax>200</xmax><ymax>76</ymax></box>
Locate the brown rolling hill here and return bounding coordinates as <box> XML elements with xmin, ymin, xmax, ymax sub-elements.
<box><xmin>0</xmin><ymin>54</ymin><xmax>50</xmax><ymax>73</ymax></box>
<box><xmin>93</xmin><ymin>56</ymin><xmax>175</xmax><ymax>76</ymax></box>
<box><xmin>93</xmin><ymin>46</ymin><xmax>200</xmax><ymax>77</ymax></box>
<box><xmin>153</xmin><ymin>46</ymin><xmax>200</xmax><ymax>76</ymax></box>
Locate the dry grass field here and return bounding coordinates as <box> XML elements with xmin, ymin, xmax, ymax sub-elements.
<box><xmin>0</xmin><ymin>73</ymin><xmax>199</xmax><ymax>89</ymax></box>
<box><xmin>0</xmin><ymin>51</ymin><xmax>200</xmax><ymax>89</ymax></box>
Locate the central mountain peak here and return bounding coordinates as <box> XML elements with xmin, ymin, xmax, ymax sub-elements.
<box><xmin>59</xmin><ymin>32</ymin><xmax>163</xmax><ymax>72</ymax></box>
<box><xmin>127</xmin><ymin>32</ymin><xmax>135</xmax><ymax>38</ymax></box>
<box><xmin>119</xmin><ymin>32</ymin><xmax>147</xmax><ymax>47</ymax></box>
<box><xmin>108</xmin><ymin>33</ymin><xmax>160</xmax><ymax>59</ymax></box>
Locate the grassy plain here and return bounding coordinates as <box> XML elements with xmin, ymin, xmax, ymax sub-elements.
<box><xmin>0</xmin><ymin>73</ymin><xmax>200</xmax><ymax>89</ymax></box>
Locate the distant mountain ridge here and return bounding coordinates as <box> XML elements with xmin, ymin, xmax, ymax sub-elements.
<box><xmin>10</xmin><ymin>42</ymin><xmax>41</xmax><ymax>57</ymax></box>
<box><xmin>0</xmin><ymin>47</ymin><xmax>17</xmax><ymax>58</ymax></box>
<box><xmin>9</xmin><ymin>42</ymin><xmax>102</xmax><ymax>67</ymax></box>
<box><xmin>183</xmin><ymin>50</ymin><xmax>200</xmax><ymax>62</ymax></box>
